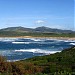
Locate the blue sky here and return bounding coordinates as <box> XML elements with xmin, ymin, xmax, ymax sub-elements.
<box><xmin>0</xmin><ymin>0</ymin><xmax>74</xmax><ymax>30</ymax></box>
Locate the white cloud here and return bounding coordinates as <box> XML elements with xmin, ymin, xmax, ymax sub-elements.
<box><xmin>35</xmin><ymin>20</ymin><xmax>45</xmax><ymax>24</ymax></box>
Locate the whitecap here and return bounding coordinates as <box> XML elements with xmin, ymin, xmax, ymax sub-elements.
<box><xmin>0</xmin><ymin>38</ymin><xmax>18</xmax><ymax>42</ymax></box>
<box><xmin>15</xmin><ymin>49</ymin><xmax>61</xmax><ymax>54</ymax></box>
<box><xmin>12</xmin><ymin>42</ymin><xmax>30</xmax><ymax>44</ymax></box>
<box><xmin>64</xmin><ymin>40</ymin><xmax>75</xmax><ymax>42</ymax></box>
<box><xmin>15</xmin><ymin>49</ymin><xmax>37</xmax><ymax>53</ymax></box>
<box><xmin>7</xmin><ymin>59</ymin><xmax>21</xmax><ymax>62</ymax></box>
<box><xmin>70</xmin><ymin>43</ymin><xmax>75</xmax><ymax>45</ymax></box>
<box><xmin>30</xmin><ymin>38</ymin><xmax>45</xmax><ymax>41</ymax></box>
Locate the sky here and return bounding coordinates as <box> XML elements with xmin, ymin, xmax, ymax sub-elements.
<box><xmin>0</xmin><ymin>0</ymin><xmax>74</xmax><ymax>30</ymax></box>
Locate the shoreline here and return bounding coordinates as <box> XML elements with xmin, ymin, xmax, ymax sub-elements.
<box><xmin>0</xmin><ymin>36</ymin><xmax>75</xmax><ymax>62</ymax></box>
<box><xmin>0</xmin><ymin>36</ymin><xmax>75</xmax><ymax>40</ymax></box>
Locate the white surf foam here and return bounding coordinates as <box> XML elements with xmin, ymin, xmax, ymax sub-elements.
<box><xmin>15</xmin><ymin>49</ymin><xmax>61</xmax><ymax>54</ymax></box>
<box><xmin>12</xmin><ymin>41</ymin><xmax>48</xmax><ymax>44</ymax></box>
<box><xmin>12</xmin><ymin>42</ymin><xmax>30</xmax><ymax>44</ymax></box>
<box><xmin>30</xmin><ymin>38</ymin><xmax>46</xmax><ymax>41</ymax></box>
<box><xmin>64</xmin><ymin>40</ymin><xmax>75</xmax><ymax>42</ymax></box>
<box><xmin>7</xmin><ymin>59</ymin><xmax>21</xmax><ymax>62</ymax></box>
<box><xmin>70</xmin><ymin>43</ymin><xmax>75</xmax><ymax>45</ymax></box>
<box><xmin>15</xmin><ymin>49</ymin><xmax>36</xmax><ymax>52</ymax></box>
<box><xmin>0</xmin><ymin>38</ymin><xmax>18</xmax><ymax>42</ymax></box>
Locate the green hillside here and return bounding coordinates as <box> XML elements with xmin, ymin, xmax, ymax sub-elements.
<box><xmin>0</xmin><ymin>26</ymin><xmax>75</xmax><ymax>37</ymax></box>
<box><xmin>0</xmin><ymin>46</ymin><xmax>75</xmax><ymax>75</ymax></box>
<box><xmin>0</xmin><ymin>30</ymin><xmax>75</xmax><ymax>37</ymax></box>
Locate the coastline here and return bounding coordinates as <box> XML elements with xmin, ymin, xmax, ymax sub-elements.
<box><xmin>0</xmin><ymin>36</ymin><xmax>75</xmax><ymax>62</ymax></box>
<box><xmin>0</xmin><ymin>36</ymin><xmax>75</xmax><ymax>40</ymax></box>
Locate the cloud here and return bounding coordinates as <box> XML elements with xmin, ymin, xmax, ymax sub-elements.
<box><xmin>35</xmin><ymin>20</ymin><xmax>45</xmax><ymax>24</ymax></box>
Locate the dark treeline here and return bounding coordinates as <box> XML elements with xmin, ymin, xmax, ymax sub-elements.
<box><xmin>0</xmin><ymin>46</ymin><xmax>75</xmax><ymax>75</ymax></box>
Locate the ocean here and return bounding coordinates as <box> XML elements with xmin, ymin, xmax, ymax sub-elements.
<box><xmin>0</xmin><ymin>38</ymin><xmax>75</xmax><ymax>61</ymax></box>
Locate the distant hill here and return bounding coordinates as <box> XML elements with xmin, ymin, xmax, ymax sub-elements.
<box><xmin>0</xmin><ymin>26</ymin><xmax>33</xmax><ymax>32</ymax></box>
<box><xmin>34</xmin><ymin>26</ymin><xmax>74</xmax><ymax>33</ymax></box>
<box><xmin>0</xmin><ymin>26</ymin><xmax>74</xmax><ymax>33</ymax></box>
<box><xmin>0</xmin><ymin>26</ymin><xmax>75</xmax><ymax>37</ymax></box>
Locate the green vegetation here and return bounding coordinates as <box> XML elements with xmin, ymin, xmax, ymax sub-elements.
<box><xmin>0</xmin><ymin>30</ymin><xmax>75</xmax><ymax>37</ymax></box>
<box><xmin>0</xmin><ymin>26</ymin><xmax>75</xmax><ymax>37</ymax></box>
<box><xmin>0</xmin><ymin>46</ymin><xmax>75</xmax><ymax>75</ymax></box>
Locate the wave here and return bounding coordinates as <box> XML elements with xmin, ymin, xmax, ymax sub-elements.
<box><xmin>7</xmin><ymin>59</ymin><xmax>22</xmax><ymax>62</ymax></box>
<box><xmin>0</xmin><ymin>50</ymin><xmax>23</xmax><ymax>56</ymax></box>
<box><xmin>64</xmin><ymin>40</ymin><xmax>75</xmax><ymax>42</ymax></box>
<box><xmin>15</xmin><ymin>49</ymin><xmax>61</xmax><ymax>54</ymax></box>
<box><xmin>11</xmin><ymin>41</ymin><xmax>60</xmax><ymax>44</ymax></box>
<box><xmin>0</xmin><ymin>38</ymin><xmax>18</xmax><ymax>42</ymax></box>
<box><xmin>0</xmin><ymin>50</ymin><xmax>13</xmax><ymax>56</ymax></box>
<box><xmin>33</xmin><ymin>38</ymin><xmax>46</xmax><ymax>41</ymax></box>
<box><xmin>12</xmin><ymin>42</ymin><xmax>30</xmax><ymax>44</ymax></box>
<box><xmin>70</xmin><ymin>43</ymin><xmax>75</xmax><ymax>45</ymax></box>
<box><xmin>31</xmin><ymin>38</ymin><xmax>63</xmax><ymax>42</ymax></box>
<box><xmin>0</xmin><ymin>38</ymin><xmax>75</xmax><ymax>42</ymax></box>
<box><xmin>7</xmin><ymin>58</ymin><xmax>27</xmax><ymax>62</ymax></box>
<box><xmin>11</xmin><ymin>41</ymin><xmax>48</xmax><ymax>44</ymax></box>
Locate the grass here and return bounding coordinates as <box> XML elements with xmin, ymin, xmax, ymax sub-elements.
<box><xmin>0</xmin><ymin>30</ymin><xmax>75</xmax><ymax>37</ymax></box>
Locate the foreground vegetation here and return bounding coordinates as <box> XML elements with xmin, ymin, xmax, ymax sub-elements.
<box><xmin>0</xmin><ymin>46</ymin><xmax>75</xmax><ymax>75</ymax></box>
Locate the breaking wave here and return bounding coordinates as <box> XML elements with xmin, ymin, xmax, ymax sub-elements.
<box><xmin>70</xmin><ymin>43</ymin><xmax>75</xmax><ymax>45</ymax></box>
<box><xmin>0</xmin><ymin>38</ymin><xmax>18</xmax><ymax>42</ymax></box>
<box><xmin>0</xmin><ymin>38</ymin><xmax>75</xmax><ymax>61</ymax></box>
<box><xmin>15</xmin><ymin>49</ymin><xmax>61</xmax><ymax>54</ymax></box>
<box><xmin>12</xmin><ymin>42</ymin><xmax>31</xmax><ymax>44</ymax></box>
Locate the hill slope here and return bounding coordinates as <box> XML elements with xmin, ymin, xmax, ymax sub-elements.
<box><xmin>0</xmin><ymin>26</ymin><xmax>33</xmax><ymax>32</ymax></box>
<box><xmin>0</xmin><ymin>26</ymin><xmax>75</xmax><ymax>37</ymax></box>
<box><xmin>35</xmin><ymin>26</ymin><xmax>74</xmax><ymax>33</ymax></box>
<box><xmin>0</xmin><ymin>26</ymin><xmax>74</xmax><ymax>33</ymax></box>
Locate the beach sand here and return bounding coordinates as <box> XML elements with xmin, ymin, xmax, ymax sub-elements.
<box><xmin>0</xmin><ymin>36</ymin><xmax>75</xmax><ymax>41</ymax></box>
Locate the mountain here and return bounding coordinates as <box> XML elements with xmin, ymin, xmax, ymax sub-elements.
<box><xmin>0</xmin><ymin>26</ymin><xmax>33</xmax><ymax>32</ymax></box>
<box><xmin>34</xmin><ymin>26</ymin><xmax>74</xmax><ymax>33</ymax></box>
<box><xmin>0</xmin><ymin>26</ymin><xmax>74</xmax><ymax>33</ymax></box>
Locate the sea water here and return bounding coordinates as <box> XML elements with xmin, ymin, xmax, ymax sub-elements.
<box><xmin>0</xmin><ymin>38</ymin><xmax>75</xmax><ymax>61</ymax></box>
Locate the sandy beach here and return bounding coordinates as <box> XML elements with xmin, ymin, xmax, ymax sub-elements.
<box><xmin>0</xmin><ymin>36</ymin><xmax>75</xmax><ymax>41</ymax></box>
